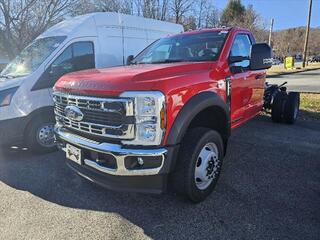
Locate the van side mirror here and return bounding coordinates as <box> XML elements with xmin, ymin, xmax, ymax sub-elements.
<box><xmin>250</xmin><ymin>43</ymin><xmax>272</xmax><ymax>70</ymax></box>
<box><xmin>126</xmin><ymin>55</ymin><xmax>134</xmax><ymax>65</ymax></box>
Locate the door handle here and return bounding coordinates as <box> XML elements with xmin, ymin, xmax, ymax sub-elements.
<box><xmin>255</xmin><ymin>74</ymin><xmax>265</xmax><ymax>80</ymax></box>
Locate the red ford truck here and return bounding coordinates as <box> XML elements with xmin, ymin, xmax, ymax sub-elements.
<box><xmin>53</xmin><ymin>27</ymin><xmax>299</xmax><ymax>202</ymax></box>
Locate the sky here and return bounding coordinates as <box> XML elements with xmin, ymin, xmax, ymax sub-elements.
<box><xmin>215</xmin><ymin>0</ymin><xmax>320</xmax><ymax>30</ymax></box>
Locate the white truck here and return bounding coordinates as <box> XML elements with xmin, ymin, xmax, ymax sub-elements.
<box><xmin>0</xmin><ymin>12</ymin><xmax>183</xmax><ymax>152</ymax></box>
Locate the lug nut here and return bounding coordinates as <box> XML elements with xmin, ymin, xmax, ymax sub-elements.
<box><xmin>137</xmin><ymin>157</ymin><xmax>144</xmax><ymax>166</ymax></box>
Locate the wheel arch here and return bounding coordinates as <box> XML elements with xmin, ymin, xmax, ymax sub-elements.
<box><xmin>23</xmin><ymin>106</ymin><xmax>55</xmax><ymax>138</ymax></box>
<box><xmin>166</xmin><ymin>91</ymin><xmax>231</xmax><ymax>148</ymax></box>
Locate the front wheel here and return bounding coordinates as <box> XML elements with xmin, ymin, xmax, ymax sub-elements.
<box><xmin>25</xmin><ymin>117</ymin><xmax>57</xmax><ymax>153</ymax></box>
<box><xmin>170</xmin><ymin>127</ymin><xmax>224</xmax><ymax>203</ymax></box>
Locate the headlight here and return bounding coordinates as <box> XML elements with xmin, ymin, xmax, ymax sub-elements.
<box><xmin>120</xmin><ymin>91</ymin><xmax>166</xmax><ymax>146</ymax></box>
<box><xmin>0</xmin><ymin>87</ymin><xmax>18</xmax><ymax>107</ymax></box>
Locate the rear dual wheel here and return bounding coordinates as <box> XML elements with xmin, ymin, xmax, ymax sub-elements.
<box><xmin>284</xmin><ymin>92</ymin><xmax>300</xmax><ymax>124</ymax></box>
<box><xmin>271</xmin><ymin>92</ymin><xmax>300</xmax><ymax>124</ymax></box>
<box><xmin>271</xmin><ymin>91</ymin><xmax>287</xmax><ymax>123</ymax></box>
<box><xmin>170</xmin><ymin>127</ymin><xmax>224</xmax><ymax>203</ymax></box>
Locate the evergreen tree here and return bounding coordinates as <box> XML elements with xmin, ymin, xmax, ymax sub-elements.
<box><xmin>220</xmin><ymin>0</ymin><xmax>246</xmax><ymax>26</ymax></box>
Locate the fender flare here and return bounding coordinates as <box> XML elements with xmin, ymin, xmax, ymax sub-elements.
<box><xmin>23</xmin><ymin>106</ymin><xmax>55</xmax><ymax>136</ymax></box>
<box><xmin>166</xmin><ymin>91</ymin><xmax>230</xmax><ymax>146</ymax></box>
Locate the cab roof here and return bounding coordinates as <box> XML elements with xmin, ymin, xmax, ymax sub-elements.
<box><xmin>169</xmin><ymin>27</ymin><xmax>251</xmax><ymax>38</ymax></box>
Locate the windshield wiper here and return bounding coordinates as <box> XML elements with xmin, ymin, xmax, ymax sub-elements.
<box><xmin>0</xmin><ymin>75</ymin><xmax>12</xmax><ymax>79</ymax></box>
<box><xmin>132</xmin><ymin>59</ymin><xmax>188</xmax><ymax>65</ymax></box>
<box><xmin>131</xmin><ymin>61</ymin><xmax>153</xmax><ymax>65</ymax></box>
<box><xmin>0</xmin><ymin>74</ymin><xmax>27</xmax><ymax>79</ymax></box>
<box><xmin>151</xmin><ymin>59</ymin><xmax>187</xmax><ymax>64</ymax></box>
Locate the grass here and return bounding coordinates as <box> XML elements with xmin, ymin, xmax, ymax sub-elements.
<box><xmin>299</xmin><ymin>93</ymin><xmax>320</xmax><ymax>120</ymax></box>
<box><xmin>261</xmin><ymin>93</ymin><xmax>320</xmax><ymax>121</ymax></box>
<box><xmin>267</xmin><ymin>62</ymin><xmax>320</xmax><ymax>76</ymax></box>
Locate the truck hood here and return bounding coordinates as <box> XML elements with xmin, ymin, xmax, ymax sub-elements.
<box><xmin>54</xmin><ymin>62</ymin><xmax>214</xmax><ymax>96</ymax></box>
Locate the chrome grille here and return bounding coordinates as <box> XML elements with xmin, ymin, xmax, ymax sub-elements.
<box><xmin>53</xmin><ymin>92</ymin><xmax>135</xmax><ymax>139</ymax></box>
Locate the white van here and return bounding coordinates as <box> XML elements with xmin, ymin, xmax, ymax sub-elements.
<box><xmin>0</xmin><ymin>12</ymin><xmax>183</xmax><ymax>152</ymax></box>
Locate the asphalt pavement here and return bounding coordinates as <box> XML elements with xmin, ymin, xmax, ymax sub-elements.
<box><xmin>0</xmin><ymin>115</ymin><xmax>319</xmax><ymax>240</ymax></box>
<box><xmin>267</xmin><ymin>69</ymin><xmax>320</xmax><ymax>93</ymax></box>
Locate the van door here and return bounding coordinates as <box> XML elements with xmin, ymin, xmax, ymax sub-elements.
<box><xmin>96</xmin><ymin>26</ymin><xmax>123</xmax><ymax>67</ymax></box>
<box><xmin>146</xmin><ymin>29</ymin><xmax>167</xmax><ymax>44</ymax></box>
<box><xmin>32</xmin><ymin>40</ymin><xmax>96</xmax><ymax>92</ymax></box>
<box><xmin>123</xmin><ymin>27</ymin><xmax>148</xmax><ymax>61</ymax></box>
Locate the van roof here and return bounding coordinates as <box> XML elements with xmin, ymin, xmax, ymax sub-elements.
<box><xmin>39</xmin><ymin>12</ymin><xmax>183</xmax><ymax>39</ymax></box>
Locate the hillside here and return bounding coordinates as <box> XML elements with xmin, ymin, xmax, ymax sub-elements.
<box><xmin>272</xmin><ymin>27</ymin><xmax>320</xmax><ymax>57</ymax></box>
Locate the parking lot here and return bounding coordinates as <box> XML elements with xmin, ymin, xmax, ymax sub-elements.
<box><xmin>0</xmin><ymin>115</ymin><xmax>319</xmax><ymax>240</ymax></box>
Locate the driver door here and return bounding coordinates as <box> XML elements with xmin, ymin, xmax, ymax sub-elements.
<box><xmin>229</xmin><ymin>34</ymin><xmax>254</xmax><ymax>127</ymax></box>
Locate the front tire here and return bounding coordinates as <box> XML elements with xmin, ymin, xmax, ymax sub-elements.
<box><xmin>170</xmin><ymin>127</ymin><xmax>224</xmax><ymax>203</ymax></box>
<box><xmin>25</xmin><ymin>116</ymin><xmax>57</xmax><ymax>153</ymax></box>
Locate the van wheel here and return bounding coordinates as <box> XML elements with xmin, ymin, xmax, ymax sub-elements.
<box><xmin>283</xmin><ymin>92</ymin><xmax>300</xmax><ymax>124</ymax></box>
<box><xmin>271</xmin><ymin>91</ymin><xmax>287</xmax><ymax>123</ymax></box>
<box><xmin>26</xmin><ymin>117</ymin><xmax>57</xmax><ymax>153</ymax></box>
<box><xmin>170</xmin><ymin>127</ymin><xmax>224</xmax><ymax>203</ymax></box>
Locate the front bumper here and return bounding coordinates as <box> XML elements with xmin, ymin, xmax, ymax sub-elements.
<box><xmin>55</xmin><ymin>126</ymin><xmax>179</xmax><ymax>193</ymax></box>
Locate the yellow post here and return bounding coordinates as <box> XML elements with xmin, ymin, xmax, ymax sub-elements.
<box><xmin>284</xmin><ymin>57</ymin><xmax>295</xmax><ymax>69</ymax></box>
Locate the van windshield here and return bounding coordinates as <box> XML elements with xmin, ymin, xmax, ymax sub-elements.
<box><xmin>1</xmin><ymin>36</ymin><xmax>66</xmax><ymax>78</ymax></box>
<box><xmin>133</xmin><ymin>31</ymin><xmax>228</xmax><ymax>64</ymax></box>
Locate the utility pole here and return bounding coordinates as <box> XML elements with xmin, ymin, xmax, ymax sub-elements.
<box><xmin>268</xmin><ymin>18</ymin><xmax>274</xmax><ymax>47</ymax></box>
<box><xmin>302</xmin><ymin>0</ymin><xmax>313</xmax><ymax>68</ymax></box>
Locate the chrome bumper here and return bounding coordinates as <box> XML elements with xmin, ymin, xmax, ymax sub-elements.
<box><xmin>54</xmin><ymin>127</ymin><xmax>168</xmax><ymax>176</ymax></box>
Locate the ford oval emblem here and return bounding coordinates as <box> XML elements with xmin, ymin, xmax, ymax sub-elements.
<box><xmin>64</xmin><ymin>106</ymin><xmax>84</xmax><ymax>122</ymax></box>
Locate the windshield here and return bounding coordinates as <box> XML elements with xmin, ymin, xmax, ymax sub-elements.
<box><xmin>133</xmin><ymin>31</ymin><xmax>228</xmax><ymax>64</ymax></box>
<box><xmin>1</xmin><ymin>36</ymin><xmax>66</xmax><ymax>78</ymax></box>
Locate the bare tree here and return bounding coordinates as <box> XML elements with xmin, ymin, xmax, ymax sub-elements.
<box><xmin>142</xmin><ymin>0</ymin><xmax>157</xmax><ymax>18</ymax></box>
<box><xmin>170</xmin><ymin>0</ymin><xmax>193</xmax><ymax>24</ymax></box>
<box><xmin>0</xmin><ymin>0</ymin><xmax>74</xmax><ymax>58</ymax></box>
<box><xmin>272</xmin><ymin>27</ymin><xmax>320</xmax><ymax>58</ymax></box>
<box><xmin>69</xmin><ymin>0</ymin><xmax>97</xmax><ymax>16</ymax></box>
<box><xmin>196</xmin><ymin>0</ymin><xmax>219</xmax><ymax>29</ymax></box>
<box><xmin>134</xmin><ymin>0</ymin><xmax>143</xmax><ymax>16</ymax></box>
<box><xmin>96</xmin><ymin>0</ymin><xmax>133</xmax><ymax>14</ymax></box>
<box><xmin>69</xmin><ymin>0</ymin><xmax>136</xmax><ymax>16</ymax></box>
<box><xmin>158</xmin><ymin>0</ymin><xmax>169</xmax><ymax>20</ymax></box>
<box><xmin>136</xmin><ymin>0</ymin><xmax>169</xmax><ymax>20</ymax></box>
<box><xmin>4</xmin><ymin>0</ymin><xmax>306</xmax><ymax>60</ymax></box>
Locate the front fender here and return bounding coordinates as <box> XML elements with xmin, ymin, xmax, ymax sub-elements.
<box><xmin>166</xmin><ymin>91</ymin><xmax>230</xmax><ymax>146</ymax></box>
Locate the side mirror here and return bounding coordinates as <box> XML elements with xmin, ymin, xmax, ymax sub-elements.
<box><xmin>250</xmin><ymin>43</ymin><xmax>273</xmax><ymax>70</ymax></box>
<box><xmin>126</xmin><ymin>55</ymin><xmax>134</xmax><ymax>65</ymax></box>
<box><xmin>229</xmin><ymin>56</ymin><xmax>249</xmax><ymax>64</ymax></box>
<box><xmin>230</xmin><ymin>65</ymin><xmax>244</xmax><ymax>74</ymax></box>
